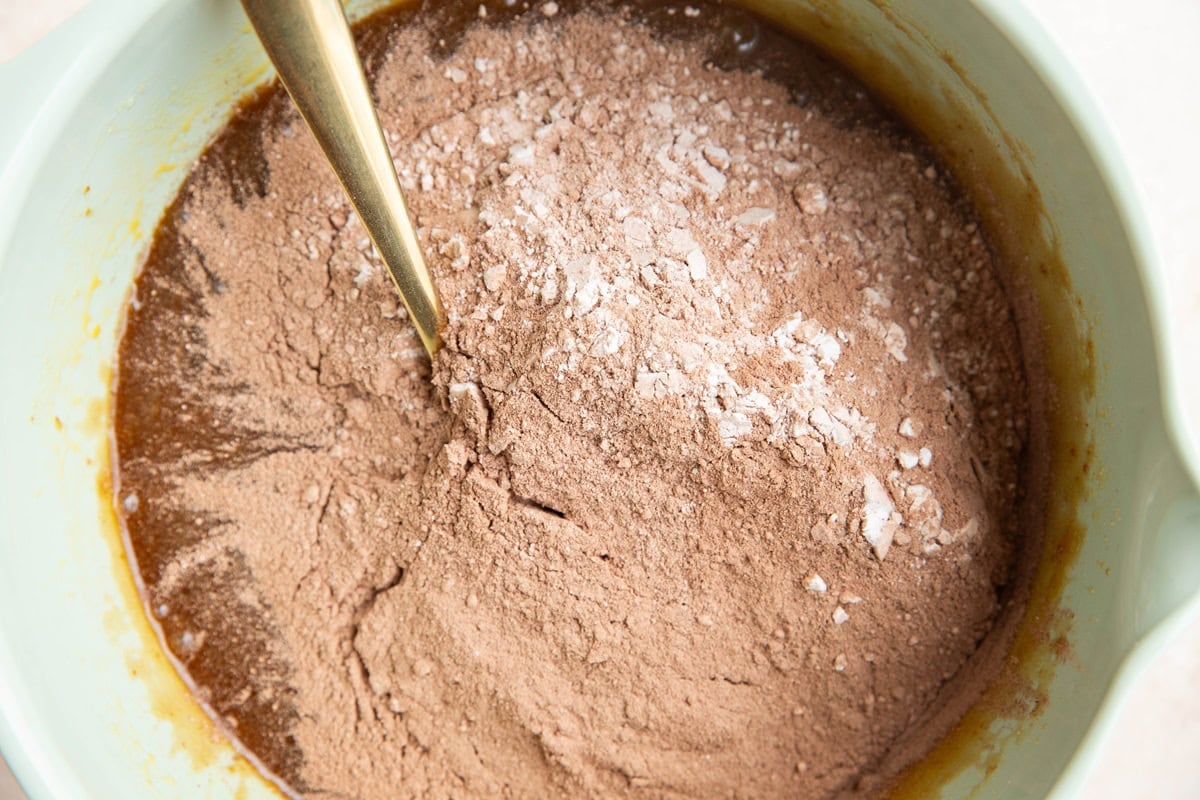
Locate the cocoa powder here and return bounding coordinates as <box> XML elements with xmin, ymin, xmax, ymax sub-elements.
<box><xmin>113</xmin><ymin>4</ymin><xmax>1036</xmax><ymax>798</ymax></box>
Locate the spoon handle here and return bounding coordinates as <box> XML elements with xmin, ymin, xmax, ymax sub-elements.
<box><xmin>241</xmin><ymin>0</ymin><xmax>445</xmax><ymax>356</ymax></box>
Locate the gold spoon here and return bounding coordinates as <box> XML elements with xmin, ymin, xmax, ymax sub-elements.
<box><xmin>241</xmin><ymin>0</ymin><xmax>446</xmax><ymax>356</ymax></box>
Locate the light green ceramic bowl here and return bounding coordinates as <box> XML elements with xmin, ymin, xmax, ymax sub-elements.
<box><xmin>1</xmin><ymin>1</ymin><xmax>1197</xmax><ymax>798</ymax></box>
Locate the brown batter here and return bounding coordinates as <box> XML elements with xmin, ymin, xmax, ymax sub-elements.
<box><xmin>113</xmin><ymin>2</ymin><xmax>1038</xmax><ymax>797</ymax></box>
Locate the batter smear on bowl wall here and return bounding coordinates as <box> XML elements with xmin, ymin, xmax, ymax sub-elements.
<box><xmin>112</xmin><ymin>2</ymin><xmax>1043</xmax><ymax>797</ymax></box>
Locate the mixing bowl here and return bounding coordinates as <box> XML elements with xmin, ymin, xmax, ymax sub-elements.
<box><xmin>1</xmin><ymin>0</ymin><xmax>1197</xmax><ymax>797</ymax></box>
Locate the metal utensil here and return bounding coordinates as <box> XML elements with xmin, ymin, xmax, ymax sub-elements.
<box><xmin>241</xmin><ymin>0</ymin><xmax>445</xmax><ymax>356</ymax></box>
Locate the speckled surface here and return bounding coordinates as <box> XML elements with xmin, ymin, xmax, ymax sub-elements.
<box><xmin>1</xmin><ymin>1</ymin><xmax>1197</xmax><ymax>797</ymax></box>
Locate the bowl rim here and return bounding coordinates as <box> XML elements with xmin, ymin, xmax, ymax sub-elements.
<box><xmin>962</xmin><ymin>2</ymin><xmax>1200</xmax><ymax>793</ymax></box>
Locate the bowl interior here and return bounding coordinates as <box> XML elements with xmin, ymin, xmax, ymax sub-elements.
<box><xmin>0</xmin><ymin>1</ymin><xmax>1190</xmax><ymax>798</ymax></box>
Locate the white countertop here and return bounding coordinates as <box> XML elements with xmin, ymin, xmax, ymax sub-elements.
<box><xmin>2</xmin><ymin>1</ymin><xmax>1198</xmax><ymax>797</ymax></box>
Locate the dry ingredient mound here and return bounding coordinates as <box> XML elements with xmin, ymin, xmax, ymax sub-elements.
<box><xmin>114</xmin><ymin>3</ymin><xmax>1035</xmax><ymax>799</ymax></box>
